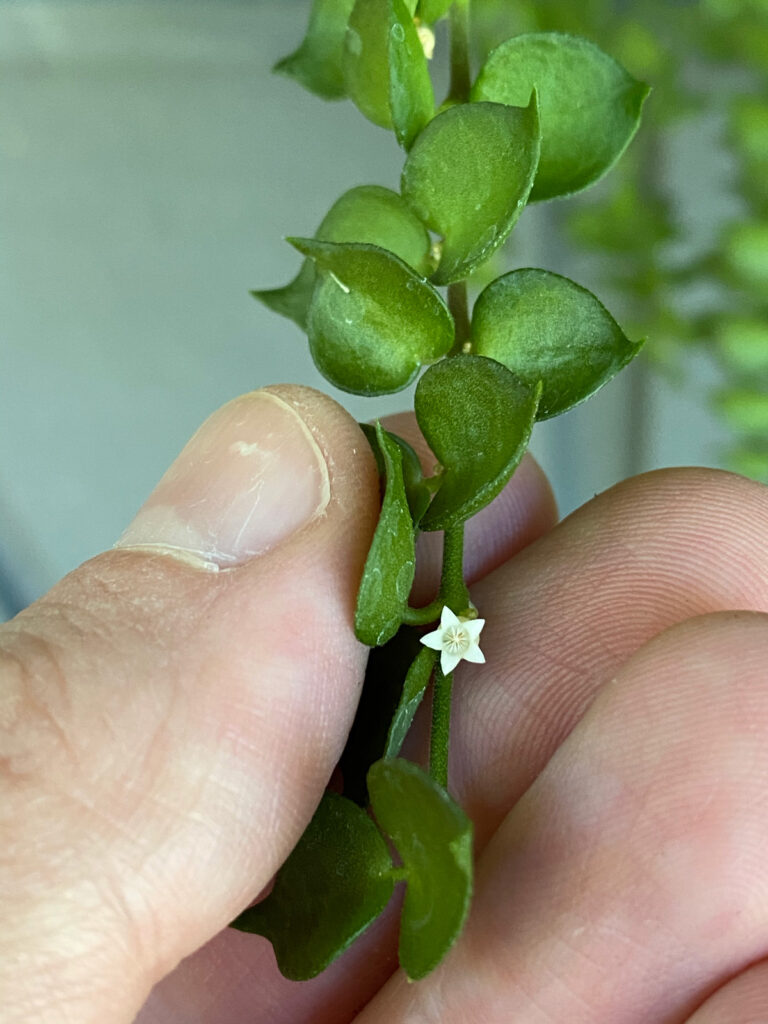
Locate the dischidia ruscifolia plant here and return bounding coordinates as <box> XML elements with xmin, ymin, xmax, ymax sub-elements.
<box><xmin>231</xmin><ymin>0</ymin><xmax>648</xmax><ymax>981</ymax></box>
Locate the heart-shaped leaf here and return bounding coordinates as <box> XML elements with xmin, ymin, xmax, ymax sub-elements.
<box><xmin>384</xmin><ymin>647</ymin><xmax>438</xmax><ymax>758</ymax></box>
<box><xmin>401</xmin><ymin>98</ymin><xmax>541</xmax><ymax>285</ymax></box>
<box><xmin>471</xmin><ymin>33</ymin><xmax>649</xmax><ymax>201</ymax></box>
<box><xmin>274</xmin><ymin>0</ymin><xmax>356</xmax><ymax>100</ymax></box>
<box><xmin>416</xmin><ymin>0</ymin><xmax>453</xmax><ymax>23</ymax></box>
<box><xmin>360</xmin><ymin>422</ymin><xmax>434</xmax><ymax>525</ymax></box>
<box><xmin>254</xmin><ymin>185</ymin><xmax>433</xmax><ymax>329</ymax></box>
<box><xmin>290</xmin><ymin>238</ymin><xmax>454</xmax><ymax>395</ymax></box>
<box><xmin>414</xmin><ymin>355</ymin><xmax>541</xmax><ymax>531</ymax></box>
<box><xmin>368</xmin><ymin>758</ymin><xmax>473</xmax><ymax>980</ymax></box>
<box><xmin>344</xmin><ymin>0</ymin><xmax>434</xmax><ymax>148</ymax></box>
<box><xmin>355</xmin><ymin>423</ymin><xmax>417</xmax><ymax>647</ymax></box>
<box><xmin>231</xmin><ymin>792</ymin><xmax>394</xmax><ymax>980</ymax></box>
<box><xmin>472</xmin><ymin>268</ymin><xmax>643</xmax><ymax>419</ymax></box>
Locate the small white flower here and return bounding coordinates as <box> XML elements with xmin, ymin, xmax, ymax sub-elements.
<box><xmin>420</xmin><ymin>606</ymin><xmax>486</xmax><ymax>676</ymax></box>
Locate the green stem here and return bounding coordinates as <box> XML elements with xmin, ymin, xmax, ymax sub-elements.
<box><xmin>439</xmin><ymin>525</ymin><xmax>470</xmax><ymax>613</ymax></box>
<box><xmin>447</xmin><ymin>281</ymin><xmax>471</xmax><ymax>355</ymax></box>
<box><xmin>429</xmin><ymin>665</ymin><xmax>453</xmax><ymax>788</ymax></box>
<box><xmin>402</xmin><ymin>598</ymin><xmax>444</xmax><ymax>626</ymax></box>
<box><xmin>448</xmin><ymin>0</ymin><xmax>471</xmax><ymax>105</ymax></box>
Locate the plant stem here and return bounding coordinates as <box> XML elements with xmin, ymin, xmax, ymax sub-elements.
<box><xmin>448</xmin><ymin>281</ymin><xmax>471</xmax><ymax>354</ymax></box>
<box><xmin>429</xmin><ymin>526</ymin><xmax>471</xmax><ymax>787</ymax></box>
<box><xmin>439</xmin><ymin>525</ymin><xmax>470</xmax><ymax>613</ymax></box>
<box><xmin>403</xmin><ymin>598</ymin><xmax>444</xmax><ymax>626</ymax></box>
<box><xmin>427</xmin><ymin>1</ymin><xmax>472</xmax><ymax>794</ymax></box>
<box><xmin>429</xmin><ymin>665</ymin><xmax>453</xmax><ymax>788</ymax></box>
<box><xmin>448</xmin><ymin>0</ymin><xmax>471</xmax><ymax>105</ymax></box>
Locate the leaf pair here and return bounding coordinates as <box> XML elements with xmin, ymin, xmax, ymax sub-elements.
<box><xmin>354</xmin><ymin>359</ymin><xmax>540</xmax><ymax>648</ymax></box>
<box><xmin>232</xmin><ymin>758</ymin><xmax>472</xmax><ymax>983</ymax></box>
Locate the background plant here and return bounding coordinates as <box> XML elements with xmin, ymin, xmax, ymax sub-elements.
<box><xmin>471</xmin><ymin>0</ymin><xmax>768</xmax><ymax>481</ymax></box>
<box><xmin>232</xmin><ymin>0</ymin><xmax>648</xmax><ymax>981</ymax></box>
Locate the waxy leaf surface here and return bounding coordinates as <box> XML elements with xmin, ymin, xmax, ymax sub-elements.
<box><xmin>472</xmin><ymin>268</ymin><xmax>643</xmax><ymax>419</ymax></box>
<box><xmin>231</xmin><ymin>792</ymin><xmax>394</xmax><ymax>979</ymax></box>
<box><xmin>344</xmin><ymin>0</ymin><xmax>433</xmax><ymax>148</ymax></box>
<box><xmin>384</xmin><ymin>647</ymin><xmax>438</xmax><ymax>757</ymax></box>
<box><xmin>254</xmin><ymin>185</ymin><xmax>432</xmax><ymax>329</ymax></box>
<box><xmin>274</xmin><ymin>0</ymin><xmax>356</xmax><ymax>99</ymax></box>
<box><xmin>402</xmin><ymin>98</ymin><xmax>541</xmax><ymax>284</ymax></box>
<box><xmin>291</xmin><ymin>238</ymin><xmax>454</xmax><ymax>395</ymax></box>
<box><xmin>415</xmin><ymin>355</ymin><xmax>540</xmax><ymax>531</ymax></box>
<box><xmin>368</xmin><ymin>758</ymin><xmax>473</xmax><ymax>980</ymax></box>
<box><xmin>355</xmin><ymin>423</ymin><xmax>417</xmax><ymax>647</ymax></box>
<box><xmin>471</xmin><ymin>33</ymin><xmax>649</xmax><ymax>201</ymax></box>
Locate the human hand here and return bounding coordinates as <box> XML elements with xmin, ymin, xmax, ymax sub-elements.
<box><xmin>2</xmin><ymin>387</ymin><xmax>767</xmax><ymax>1023</ymax></box>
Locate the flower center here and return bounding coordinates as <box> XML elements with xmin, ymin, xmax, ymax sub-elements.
<box><xmin>444</xmin><ymin>625</ymin><xmax>469</xmax><ymax>654</ymax></box>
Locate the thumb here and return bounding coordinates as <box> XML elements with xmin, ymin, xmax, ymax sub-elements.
<box><xmin>0</xmin><ymin>386</ymin><xmax>379</xmax><ymax>1024</ymax></box>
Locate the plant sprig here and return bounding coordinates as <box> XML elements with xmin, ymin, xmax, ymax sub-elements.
<box><xmin>233</xmin><ymin>0</ymin><xmax>647</xmax><ymax>981</ymax></box>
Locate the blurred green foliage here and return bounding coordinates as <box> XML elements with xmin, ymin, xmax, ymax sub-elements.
<box><xmin>471</xmin><ymin>0</ymin><xmax>768</xmax><ymax>480</ymax></box>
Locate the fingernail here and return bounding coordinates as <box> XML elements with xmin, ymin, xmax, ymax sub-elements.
<box><xmin>116</xmin><ymin>391</ymin><xmax>330</xmax><ymax>569</ymax></box>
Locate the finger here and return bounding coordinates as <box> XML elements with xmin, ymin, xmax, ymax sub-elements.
<box><xmin>380</xmin><ymin>411</ymin><xmax>558</xmax><ymax>605</ymax></box>
<box><xmin>356</xmin><ymin>612</ymin><xmax>768</xmax><ymax>1024</ymax></box>
<box><xmin>685</xmin><ymin>959</ymin><xmax>768</xmax><ymax>1023</ymax></box>
<box><xmin>449</xmin><ymin>468</ymin><xmax>768</xmax><ymax>846</ymax></box>
<box><xmin>1</xmin><ymin>386</ymin><xmax>381</xmax><ymax>1023</ymax></box>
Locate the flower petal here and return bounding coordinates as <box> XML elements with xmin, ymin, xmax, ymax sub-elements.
<box><xmin>462</xmin><ymin>646</ymin><xmax>486</xmax><ymax>664</ymax></box>
<box><xmin>441</xmin><ymin>649</ymin><xmax>462</xmax><ymax>675</ymax></box>
<box><xmin>420</xmin><ymin>629</ymin><xmax>445</xmax><ymax>651</ymax></box>
<box><xmin>462</xmin><ymin>618</ymin><xmax>485</xmax><ymax>640</ymax></box>
<box><xmin>440</xmin><ymin>606</ymin><xmax>461</xmax><ymax>629</ymax></box>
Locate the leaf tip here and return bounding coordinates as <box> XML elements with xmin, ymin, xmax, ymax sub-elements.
<box><xmin>286</xmin><ymin>235</ymin><xmax>314</xmax><ymax>257</ymax></box>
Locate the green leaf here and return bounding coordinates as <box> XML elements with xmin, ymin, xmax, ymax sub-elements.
<box><xmin>471</xmin><ymin>32</ymin><xmax>649</xmax><ymax>201</ymax></box>
<box><xmin>414</xmin><ymin>355</ymin><xmax>541</xmax><ymax>531</ymax></box>
<box><xmin>253</xmin><ymin>185</ymin><xmax>433</xmax><ymax>329</ymax></box>
<box><xmin>384</xmin><ymin>647</ymin><xmax>438</xmax><ymax>757</ymax></box>
<box><xmin>290</xmin><ymin>238</ymin><xmax>454</xmax><ymax>395</ymax></box>
<box><xmin>231</xmin><ymin>792</ymin><xmax>394</xmax><ymax>980</ymax></box>
<box><xmin>355</xmin><ymin>423</ymin><xmax>417</xmax><ymax>647</ymax></box>
<box><xmin>344</xmin><ymin>0</ymin><xmax>434</xmax><ymax>147</ymax></box>
<box><xmin>472</xmin><ymin>268</ymin><xmax>643</xmax><ymax>419</ymax></box>
<box><xmin>251</xmin><ymin>260</ymin><xmax>316</xmax><ymax>331</ymax></box>
<box><xmin>368</xmin><ymin>758</ymin><xmax>473</xmax><ymax>980</ymax></box>
<box><xmin>274</xmin><ymin>0</ymin><xmax>356</xmax><ymax>100</ymax></box>
<box><xmin>360</xmin><ymin>422</ymin><xmax>433</xmax><ymax>525</ymax></box>
<box><xmin>401</xmin><ymin>98</ymin><xmax>541</xmax><ymax>285</ymax></box>
<box><xmin>416</xmin><ymin>0</ymin><xmax>453</xmax><ymax>23</ymax></box>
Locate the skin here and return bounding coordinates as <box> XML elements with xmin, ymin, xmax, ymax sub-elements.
<box><xmin>2</xmin><ymin>386</ymin><xmax>768</xmax><ymax>1024</ymax></box>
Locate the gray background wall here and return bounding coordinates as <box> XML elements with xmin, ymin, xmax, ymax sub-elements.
<box><xmin>0</xmin><ymin>1</ymin><xmax>728</xmax><ymax>620</ymax></box>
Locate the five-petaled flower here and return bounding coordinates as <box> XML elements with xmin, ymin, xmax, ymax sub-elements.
<box><xmin>420</xmin><ymin>605</ymin><xmax>486</xmax><ymax>676</ymax></box>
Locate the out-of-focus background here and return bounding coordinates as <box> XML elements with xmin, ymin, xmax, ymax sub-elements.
<box><xmin>2</xmin><ymin>0</ymin><xmax>767</xmax><ymax>620</ymax></box>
